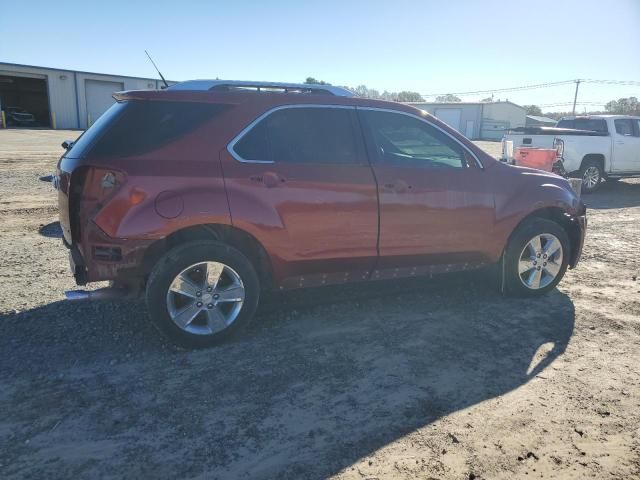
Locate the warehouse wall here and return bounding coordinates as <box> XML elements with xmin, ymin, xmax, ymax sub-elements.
<box><xmin>0</xmin><ymin>64</ymin><xmax>78</xmax><ymax>129</ymax></box>
<box><xmin>0</xmin><ymin>63</ymin><xmax>163</xmax><ymax>129</ymax></box>
<box><xmin>408</xmin><ymin>103</ymin><xmax>483</xmax><ymax>139</ymax></box>
<box><xmin>482</xmin><ymin>102</ymin><xmax>526</xmax><ymax>129</ymax></box>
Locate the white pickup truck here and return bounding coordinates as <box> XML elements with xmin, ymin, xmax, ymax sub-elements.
<box><xmin>502</xmin><ymin>115</ymin><xmax>640</xmax><ymax>193</ymax></box>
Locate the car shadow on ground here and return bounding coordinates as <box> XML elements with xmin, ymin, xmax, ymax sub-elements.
<box><xmin>0</xmin><ymin>273</ymin><xmax>575</xmax><ymax>479</ymax></box>
<box><xmin>37</xmin><ymin>221</ymin><xmax>63</xmax><ymax>238</ymax></box>
<box><xmin>585</xmin><ymin>179</ymin><xmax>640</xmax><ymax>209</ymax></box>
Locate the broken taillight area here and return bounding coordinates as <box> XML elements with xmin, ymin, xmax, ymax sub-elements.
<box><xmin>81</xmin><ymin>167</ymin><xmax>127</xmax><ymax>206</ymax></box>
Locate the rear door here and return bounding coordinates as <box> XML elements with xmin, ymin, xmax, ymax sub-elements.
<box><xmin>612</xmin><ymin>118</ymin><xmax>640</xmax><ymax>172</ymax></box>
<box><xmin>358</xmin><ymin>108</ymin><xmax>495</xmax><ymax>278</ymax></box>
<box><xmin>221</xmin><ymin>105</ymin><xmax>379</xmax><ymax>288</ymax></box>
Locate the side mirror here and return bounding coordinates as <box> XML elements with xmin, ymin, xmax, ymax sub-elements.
<box><xmin>61</xmin><ymin>140</ymin><xmax>74</xmax><ymax>150</ymax></box>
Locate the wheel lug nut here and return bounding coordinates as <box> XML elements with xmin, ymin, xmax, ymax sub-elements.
<box><xmin>196</xmin><ymin>302</ymin><xmax>203</xmax><ymax>307</ymax></box>
<box><xmin>537</xmin><ymin>266</ymin><xmax>541</xmax><ymax>271</ymax></box>
<box><xmin>533</xmin><ymin>261</ymin><xmax>537</xmax><ymax>265</ymax></box>
<box><xmin>213</xmin><ymin>294</ymin><xmax>220</xmax><ymax>300</ymax></box>
<box><xmin>537</xmin><ymin>253</ymin><xmax>541</xmax><ymax>258</ymax></box>
<box><xmin>543</xmin><ymin>262</ymin><xmax>547</xmax><ymax>266</ymax></box>
<box><xmin>207</xmin><ymin>303</ymin><xmax>213</xmax><ymax>309</ymax></box>
<box><xmin>207</xmin><ymin>287</ymin><xmax>212</xmax><ymax>292</ymax></box>
<box><xmin>196</xmin><ymin>291</ymin><xmax>201</xmax><ymax>297</ymax></box>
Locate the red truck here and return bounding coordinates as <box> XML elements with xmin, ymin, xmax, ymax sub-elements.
<box><xmin>56</xmin><ymin>80</ymin><xmax>586</xmax><ymax>347</ymax></box>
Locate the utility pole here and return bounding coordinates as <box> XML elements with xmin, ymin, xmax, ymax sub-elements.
<box><xmin>572</xmin><ymin>79</ymin><xmax>581</xmax><ymax>115</ymax></box>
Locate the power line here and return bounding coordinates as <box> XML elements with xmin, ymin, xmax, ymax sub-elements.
<box><xmin>583</xmin><ymin>79</ymin><xmax>640</xmax><ymax>86</ymax></box>
<box><xmin>419</xmin><ymin>78</ymin><xmax>640</xmax><ymax>98</ymax></box>
<box><xmin>420</xmin><ymin>80</ymin><xmax>575</xmax><ymax>97</ymax></box>
<box><xmin>538</xmin><ymin>101</ymin><xmax>609</xmax><ymax>107</ymax></box>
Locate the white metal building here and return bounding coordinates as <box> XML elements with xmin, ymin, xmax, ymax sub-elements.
<box><xmin>0</xmin><ymin>62</ymin><xmax>171</xmax><ymax>129</ymax></box>
<box><xmin>406</xmin><ymin>101</ymin><xmax>527</xmax><ymax>140</ymax></box>
<box><xmin>525</xmin><ymin>114</ymin><xmax>557</xmax><ymax>127</ymax></box>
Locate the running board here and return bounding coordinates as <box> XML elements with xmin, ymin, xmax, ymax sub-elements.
<box><xmin>64</xmin><ymin>287</ymin><xmax>129</xmax><ymax>301</ymax></box>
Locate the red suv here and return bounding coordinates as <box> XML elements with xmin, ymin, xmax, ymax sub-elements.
<box><xmin>56</xmin><ymin>80</ymin><xmax>586</xmax><ymax>347</ymax></box>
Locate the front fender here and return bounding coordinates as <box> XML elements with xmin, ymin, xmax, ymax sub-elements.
<box><xmin>492</xmin><ymin>174</ymin><xmax>583</xmax><ymax>259</ymax></box>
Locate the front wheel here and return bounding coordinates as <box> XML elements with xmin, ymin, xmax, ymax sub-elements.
<box><xmin>146</xmin><ymin>240</ymin><xmax>260</xmax><ymax>348</ymax></box>
<box><xmin>504</xmin><ymin>218</ymin><xmax>570</xmax><ymax>297</ymax></box>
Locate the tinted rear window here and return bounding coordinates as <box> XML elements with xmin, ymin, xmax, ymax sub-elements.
<box><xmin>66</xmin><ymin>101</ymin><xmax>227</xmax><ymax>159</ymax></box>
<box><xmin>556</xmin><ymin>118</ymin><xmax>608</xmax><ymax>133</ymax></box>
<box><xmin>233</xmin><ymin>107</ymin><xmax>362</xmax><ymax>164</ymax></box>
<box><xmin>64</xmin><ymin>102</ymin><xmax>127</xmax><ymax>159</ymax></box>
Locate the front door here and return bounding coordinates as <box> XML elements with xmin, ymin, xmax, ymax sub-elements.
<box><xmin>358</xmin><ymin>108</ymin><xmax>495</xmax><ymax>279</ymax></box>
<box><xmin>612</xmin><ymin>118</ymin><xmax>640</xmax><ymax>172</ymax></box>
<box><xmin>221</xmin><ymin>105</ymin><xmax>379</xmax><ymax>288</ymax></box>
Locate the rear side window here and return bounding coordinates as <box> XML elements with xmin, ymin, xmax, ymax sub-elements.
<box><xmin>68</xmin><ymin>101</ymin><xmax>227</xmax><ymax>159</ymax></box>
<box><xmin>232</xmin><ymin>107</ymin><xmax>362</xmax><ymax>164</ymax></box>
<box><xmin>92</xmin><ymin>101</ymin><xmax>227</xmax><ymax>157</ymax></box>
<box><xmin>556</xmin><ymin>118</ymin><xmax>608</xmax><ymax>133</ymax></box>
<box><xmin>614</xmin><ymin>119</ymin><xmax>635</xmax><ymax>136</ymax></box>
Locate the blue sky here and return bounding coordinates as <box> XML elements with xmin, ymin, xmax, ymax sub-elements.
<box><xmin>2</xmin><ymin>0</ymin><xmax>639</xmax><ymax>112</ymax></box>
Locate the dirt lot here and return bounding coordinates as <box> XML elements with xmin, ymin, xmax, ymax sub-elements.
<box><xmin>1</xmin><ymin>129</ymin><xmax>639</xmax><ymax>479</ymax></box>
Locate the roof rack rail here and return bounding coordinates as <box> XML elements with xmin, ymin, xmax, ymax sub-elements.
<box><xmin>168</xmin><ymin>80</ymin><xmax>355</xmax><ymax>97</ymax></box>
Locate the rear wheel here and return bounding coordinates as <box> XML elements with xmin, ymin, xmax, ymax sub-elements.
<box><xmin>146</xmin><ymin>240</ymin><xmax>260</xmax><ymax>348</ymax></box>
<box><xmin>504</xmin><ymin>218</ymin><xmax>570</xmax><ymax>297</ymax></box>
<box><xmin>580</xmin><ymin>159</ymin><xmax>603</xmax><ymax>193</ymax></box>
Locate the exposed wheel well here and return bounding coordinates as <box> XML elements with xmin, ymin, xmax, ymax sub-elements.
<box><xmin>141</xmin><ymin>224</ymin><xmax>273</xmax><ymax>290</ymax></box>
<box><xmin>509</xmin><ymin>207</ymin><xmax>581</xmax><ymax>266</ymax></box>
<box><xmin>580</xmin><ymin>153</ymin><xmax>605</xmax><ymax>172</ymax></box>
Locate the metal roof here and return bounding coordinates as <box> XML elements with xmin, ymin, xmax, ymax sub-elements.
<box><xmin>0</xmin><ymin>61</ymin><xmax>171</xmax><ymax>83</ymax></box>
<box><xmin>406</xmin><ymin>100</ymin><xmax>525</xmax><ymax>110</ymax></box>
<box><xmin>526</xmin><ymin>115</ymin><xmax>557</xmax><ymax>123</ymax></box>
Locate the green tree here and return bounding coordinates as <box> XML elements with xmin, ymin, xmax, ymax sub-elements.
<box><xmin>435</xmin><ymin>94</ymin><xmax>461</xmax><ymax>102</ymax></box>
<box><xmin>304</xmin><ymin>77</ymin><xmax>330</xmax><ymax>85</ymax></box>
<box><xmin>605</xmin><ymin>97</ymin><xmax>639</xmax><ymax>115</ymax></box>
<box><xmin>396</xmin><ymin>91</ymin><xmax>424</xmax><ymax>102</ymax></box>
<box><xmin>523</xmin><ymin>105</ymin><xmax>543</xmax><ymax>116</ymax></box>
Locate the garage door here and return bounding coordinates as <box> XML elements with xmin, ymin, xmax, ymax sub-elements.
<box><xmin>0</xmin><ymin>74</ymin><xmax>50</xmax><ymax>127</ymax></box>
<box><xmin>85</xmin><ymin>80</ymin><xmax>123</xmax><ymax>127</ymax></box>
<box><xmin>434</xmin><ymin>108</ymin><xmax>462</xmax><ymax>132</ymax></box>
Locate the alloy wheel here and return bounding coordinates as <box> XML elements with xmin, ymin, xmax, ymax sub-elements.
<box><xmin>518</xmin><ymin>233</ymin><xmax>563</xmax><ymax>290</ymax></box>
<box><xmin>582</xmin><ymin>166</ymin><xmax>600</xmax><ymax>189</ymax></box>
<box><xmin>166</xmin><ymin>261</ymin><xmax>245</xmax><ymax>335</ymax></box>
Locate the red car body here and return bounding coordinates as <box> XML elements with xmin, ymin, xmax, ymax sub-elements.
<box><xmin>57</xmin><ymin>85</ymin><xmax>586</xmax><ymax>294</ymax></box>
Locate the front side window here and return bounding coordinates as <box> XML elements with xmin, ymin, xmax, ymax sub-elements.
<box><xmin>361</xmin><ymin>110</ymin><xmax>467</xmax><ymax>168</ymax></box>
<box><xmin>614</xmin><ymin>119</ymin><xmax>635</xmax><ymax>136</ymax></box>
<box><xmin>233</xmin><ymin>107</ymin><xmax>361</xmax><ymax>164</ymax></box>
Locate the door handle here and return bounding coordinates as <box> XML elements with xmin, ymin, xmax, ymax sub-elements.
<box><xmin>384</xmin><ymin>180</ymin><xmax>411</xmax><ymax>193</ymax></box>
<box><xmin>252</xmin><ymin>171</ymin><xmax>285</xmax><ymax>188</ymax></box>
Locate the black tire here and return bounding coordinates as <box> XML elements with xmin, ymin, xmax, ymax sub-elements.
<box><xmin>579</xmin><ymin>159</ymin><xmax>603</xmax><ymax>194</ymax></box>
<box><xmin>145</xmin><ymin>240</ymin><xmax>260</xmax><ymax>348</ymax></box>
<box><xmin>504</xmin><ymin>218</ymin><xmax>570</xmax><ymax>297</ymax></box>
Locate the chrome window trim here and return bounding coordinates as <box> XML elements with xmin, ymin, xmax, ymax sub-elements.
<box><xmin>357</xmin><ymin>106</ymin><xmax>485</xmax><ymax>169</ymax></box>
<box><xmin>227</xmin><ymin>104</ymin><xmax>356</xmax><ymax>164</ymax></box>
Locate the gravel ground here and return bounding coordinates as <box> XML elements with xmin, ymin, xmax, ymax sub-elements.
<box><xmin>1</xmin><ymin>130</ymin><xmax>639</xmax><ymax>479</ymax></box>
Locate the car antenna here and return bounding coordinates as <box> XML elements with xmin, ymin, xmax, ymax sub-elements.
<box><xmin>145</xmin><ymin>50</ymin><xmax>169</xmax><ymax>89</ymax></box>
